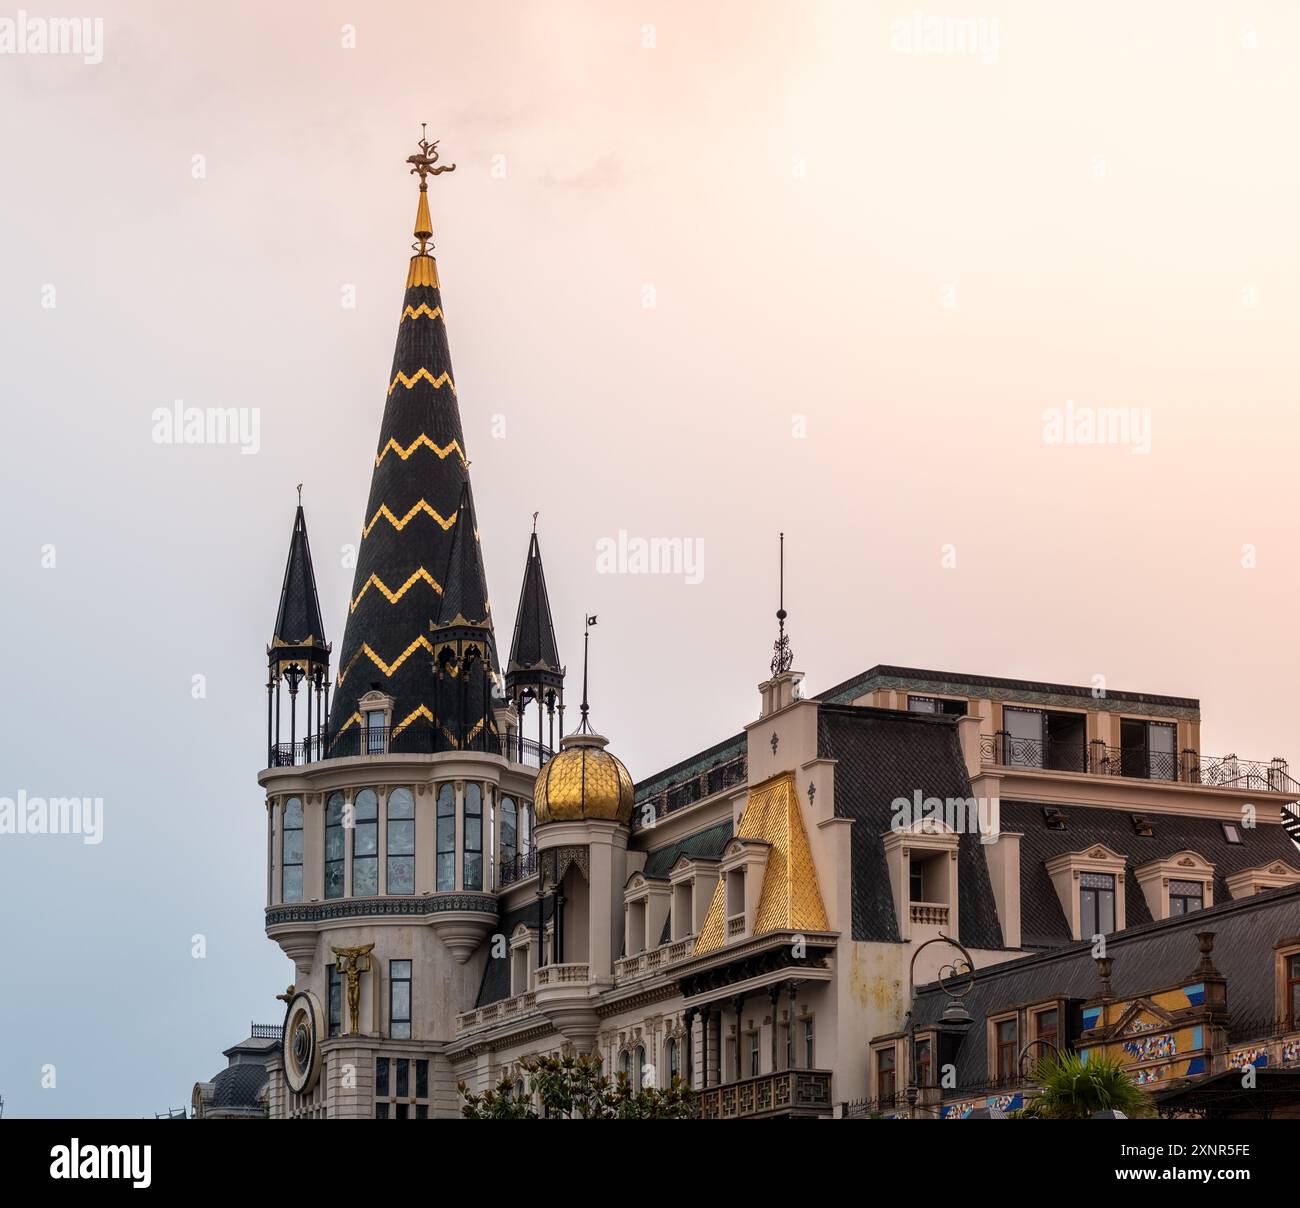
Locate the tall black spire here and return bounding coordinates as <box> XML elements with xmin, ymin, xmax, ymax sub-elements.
<box><xmin>329</xmin><ymin>131</ymin><xmax>497</xmax><ymax>750</ymax></box>
<box><xmin>506</xmin><ymin>519</ymin><xmax>565</xmax><ymax>756</ymax></box>
<box><xmin>268</xmin><ymin>491</ymin><xmax>331</xmax><ymax>765</ymax></box>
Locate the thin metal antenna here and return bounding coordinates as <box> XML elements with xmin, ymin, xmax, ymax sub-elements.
<box><xmin>581</xmin><ymin>613</ymin><xmax>597</xmax><ymax>729</ymax></box>
<box><xmin>770</xmin><ymin>532</ymin><xmax>793</xmax><ymax>676</ymax></box>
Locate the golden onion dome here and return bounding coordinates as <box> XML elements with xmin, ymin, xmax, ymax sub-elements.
<box><xmin>534</xmin><ymin>729</ymin><xmax>634</xmax><ymax>826</ymax></box>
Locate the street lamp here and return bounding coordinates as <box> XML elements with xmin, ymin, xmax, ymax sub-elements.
<box><xmin>902</xmin><ymin>933</ymin><xmax>975</xmax><ymax>1118</ymax></box>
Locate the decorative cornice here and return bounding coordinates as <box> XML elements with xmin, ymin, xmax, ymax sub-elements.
<box><xmin>266</xmin><ymin>893</ymin><xmax>497</xmax><ymax>927</ymax></box>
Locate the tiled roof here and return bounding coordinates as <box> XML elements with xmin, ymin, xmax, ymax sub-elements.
<box><xmin>818</xmin><ymin>704</ymin><xmax>1006</xmax><ymax>950</ymax></box>
<box><xmin>695</xmin><ymin>774</ymin><xmax>829</xmax><ymax>955</ymax></box>
<box><xmin>1004</xmin><ymin>799</ymin><xmax>1300</xmax><ymax>950</ymax></box>
<box><xmin>641</xmin><ymin>820</ymin><xmax>733</xmax><ymax>879</ymax></box>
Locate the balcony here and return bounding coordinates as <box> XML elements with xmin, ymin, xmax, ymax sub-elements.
<box><xmin>268</xmin><ymin>724</ymin><xmax>551</xmax><ymax>770</ymax></box>
<box><xmin>910</xmin><ymin>902</ymin><xmax>949</xmax><ymax>927</ymax></box>
<box><xmin>497</xmin><ymin>849</ymin><xmax>539</xmax><ymax>889</ymax></box>
<box><xmin>696</xmin><ymin>1069</ymin><xmax>834</xmax><ymax>1120</ymax></box>
<box><xmin>614</xmin><ymin>936</ymin><xmax>697</xmax><ymax>981</ymax></box>
<box><xmin>456</xmin><ymin>990</ymin><xmax>538</xmax><ymax>1034</ymax></box>
<box><xmin>634</xmin><ymin>753</ymin><xmax>748</xmax><ymax>832</ymax></box>
<box><xmin>534</xmin><ymin>962</ymin><xmax>590</xmax><ymax>987</ymax></box>
<box><xmin>980</xmin><ymin>734</ymin><xmax>1299</xmax><ymax>794</ymax></box>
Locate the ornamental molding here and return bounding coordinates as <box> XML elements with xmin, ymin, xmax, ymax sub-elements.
<box><xmin>266</xmin><ymin>893</ymin><xmax>498</xmax><ymax>927</ymax></box>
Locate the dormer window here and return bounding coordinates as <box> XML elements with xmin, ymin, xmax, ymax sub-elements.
<box><xmin>1080</xmin><ymin>873</ymin><xmax>1115</xmax><ymax>936</ymax></box>
<box><xmin>1169</xmin><ymin>880</ymin><xmax>1204</xmax><ymax>915</ymax></box>
<box><xmin>366</xmin><ymin>710</ymin><xmax>385</xmax><ymax>754</ymax></box>
<box><xmin>1135</xmin><ymin>851</ymin><xmax>1215</xmax><ymax>920</ymax></box>
<box><xmin>1045</xmin><ymin>846</ymin><xmax>1128</xmax><ymax>940</ymax></box>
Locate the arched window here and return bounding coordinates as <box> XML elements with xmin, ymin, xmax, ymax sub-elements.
<box><xmin>325</xmin><ymin>793</ymin><xmax>345</xmax><ymax>899</ymax></box>
<box><xmin>353</xmin><ymin>789</ymin><xmax>378</xmax><ymax>896</ymax></box>
<box><xmin>387</xmin><ymin>788</ymin><xmax>415</xmax><ymax>895</ymax></box>
<box><xmin>635</xmin><ymin>1045</ymin><xmax>646</xmax><ymax>1091</ymax></box>
<box><xmin>436</xmin><ymin>785</ymin><xmax>455</xmax><ymax>892</ymax></box>
<box><xmin>281</xmin><ymin>797</ymin><xmax>303</xmax><ymax>903</ymax></box>
<box><xmin>667</xmin><ymin>1037</ymin><xmax>679</xmax><ymax>1084</ymax></box>
<box><xmin>463</xmin><ymin>784</ymin><xmax>483</xmax><ymax>890</ymax></box>
<box><xmin>618</xmin><ymin>1051</ymin><xmax>631</xmax><ymax>1082</ymax></box>
<box><xmin>500</xmin><ymin>797</ymin><xmax>517</xmax><ymax>872</ymax></box>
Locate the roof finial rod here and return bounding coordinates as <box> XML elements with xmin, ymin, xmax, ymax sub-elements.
<box><xmin>406</xmin><ymin>124</ymin><xmax>456</xmax><ymax>256</ymax></box>
<box><xmin>532</xmin><ymin>510</ymin><xmax>539</xmax><ymax>534</ymax></box>
<box><xmin>296</xmin><ymin>482</ymin><xmax>303</xmax><ymax>507</ymax></box>
<box><xmin>580</xmin><ymin>613</ymin><xmax>598</xmax><ymax>731</ymax></box>
<box><xmin>770</xmin><ymin>531</ymin><xmax>793</xmax><ymax>677</ymax></box>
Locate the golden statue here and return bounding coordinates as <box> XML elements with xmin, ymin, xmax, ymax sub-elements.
<box><xmin>331</xmin><ymin>944</ymin><xmax>375</xmax><ymax>1034</ymax></box>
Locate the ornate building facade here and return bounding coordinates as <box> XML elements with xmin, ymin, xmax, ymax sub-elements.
<box><xmin>254</xmin><ymin>137</ymin><xmax>1300</xmax><ymax>1119</ymax></box>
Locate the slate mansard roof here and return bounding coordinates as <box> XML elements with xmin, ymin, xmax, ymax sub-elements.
<box><xmin>818</xmin><ymin>704</ymin><xmax>1006</xmax><ymax>952</ymax></box>
<box><xmin>1002</xmin><ymin>799</ymin><xmax>1300</xmax><ymax>950</ymax></box>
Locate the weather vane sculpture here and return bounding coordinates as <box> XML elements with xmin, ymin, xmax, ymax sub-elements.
<box><xmin>405</xmin><ymin>124</ymin><xmax>456</xmax><ymax>255</ymax></box>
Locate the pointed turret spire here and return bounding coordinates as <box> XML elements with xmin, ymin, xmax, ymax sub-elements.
<box><xmin>329</xmin><ymin>130</ymin><xmax>493</xmax><ymax>751</ymax></box>
<box><xmin>267</xmin><ymin>493</ymin><xmax>331</xmax><ymax>766</ymax></box>
<box><xmin>506</xmin><ymin>519</ymin><xmax>565</xmax><ymax>757</ymax></box>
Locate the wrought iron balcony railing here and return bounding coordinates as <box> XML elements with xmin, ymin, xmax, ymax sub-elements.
<box><xmin>268</xmin><ymin>724</ymin><xmax>551</xmax><ymax>770</ymax></box>
<box><xmin>633</xmin><ymin>754</ymin><xmax>748</xmax><ymax>831</ymax></box>
<box><xmin>496</xmin><ymin>849</ymin><xmax>539</xmax><ymax>889</ymax></box>
<box><xmin>979</xmin><ymin>732</ymin><xmax>1299</xmax><ymax>794</ymax></box>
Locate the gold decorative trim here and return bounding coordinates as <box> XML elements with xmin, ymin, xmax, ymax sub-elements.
<box><xmin>400</xmin><ymin>302</ymin><xmax>445</xmax><ymax>324</ymax></box>
<box><xmin>337</xmin><ymin>635</ymin><xmax>434</xmax><ymax>685</ymax></box>
<box><xmin>392</xmin><ymin>704</ymin><xmax>434</xmax><ymax>736</ymax></box>
<box><xmin>349</xmin><ymin>567</ymin><xmax>444</xmax><ymax>613</ymax></box>
<box><xmin>406</xmin><ymin>257</ymin><xmax>441</xmax><ymax>289</ymax></box>
<box><xmin>375</xmin><ymin>434</ymin><xmax>466</xmax><ymax>467</ymax></box>
<box><xmin>388</xmin><ymin>367</ymin><xmax>455</xmax><ymax>395</ymax></box>
<box><xmin>362</xmin><ymin>499</ymin><xmax>457</xmax><ymax>537</ymax></box>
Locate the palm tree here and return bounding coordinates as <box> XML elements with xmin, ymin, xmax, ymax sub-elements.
<box><xmin>1017</xmin><ymin>1051</ymin><xmax>1154</xmax><ymax>1119</ymax></box>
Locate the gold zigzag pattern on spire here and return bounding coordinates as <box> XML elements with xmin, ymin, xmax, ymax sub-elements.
<box><xmin>335</xmin><ymin>711</ymin><xmax>363</xmax><ymax>735</ymax></box>
<box><xmin>400</xmin><ymin>302</ymin><xmax>445</xmax><ymax>324</ymax></box>
<box><xmin>392</xmin><ymin>704</ymin><xmax>434</xmax><ymax>736</ymax></box>
<box><xmin>336</xmin><ymin>635</ymin><xmax>435</xmax><ymax>686</ymax></box>
<box><xmin>362</xmin><ymin>500</ymin><xmax>458</xmax><ymax>538</ymax></box>
<box><xmin>374</xmin><ymin>434</ymin><xmax>466</xmax><ymax>467</ymax></box>
<box><xmin>388</xmin><ymin>368</ymin><xmax>456</xmax><ymax>396</ymax></box>
<box><xmin>349</xmin><ymin>568</ymin><xmax>444</xmax><ymax>613</ymax></box>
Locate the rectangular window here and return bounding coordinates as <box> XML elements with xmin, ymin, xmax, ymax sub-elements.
<box><xmin>463</xmin><ymin>784</ymin><xmax>483</xmax><ymax>891</ymax></box>
<box><xmin>995</xmin><ymin>1017</ymin><xmax>1018</xmax><ymax>1082</ymax></box>
<box><xmin>353</xmin><ymin>789</ymin><xmax>378</xmax><ymax>897</ymax></box>
<box><xmin>386</xmin><ymin>788</ymin><xmax>416</xmax><ymax>895</ymax></box>
<box><xmin>327</xmin><ymin>965</ymin><xmax>341</xmax><ymax>1038</ymax></box>
<box><xmin>1287</xmin><ymin>954</ymin><xmax>1300</xmax><ymax>1029</ymax></box>
<box><xmin>1034</xmin><ymin>1007</ymin><xmax>1058</xmax><ymax>1058</ymax></box>
<box><xmin>1080</xmin><ymin>872</ymin><xmax>1116</xmax><ymax>938</ymax></box>
<box><xmin>909</xmin><ymin>862</ymin><xmax>925</xmax><ymax>902</ymax></box>
<box><xmin>375</xmin><ymin>1057</ymin><xmax>390</xmax><ymax>1098</ymax></box>
<box><xmin>390</xmin><ymin>959</ymin><xmax>412</xmax><ymax>1039</ymax></box>
<box><xmin>1003</xmin><ymin>706</ymin><xmax>1044</xmax><ymax>769</ymax></box>
<box><xmin>416</xmin><ymin>1059</ymin><xmax>428</xmax><ymax>1099</ymax></box>
<box><xmin>365</xmin><ymin>709</ymin><xmax>385</xmax><ymax>755</ymax></box>
<box><xmin>436</xmin><ymin>785</ymin><xmax>455</xmax><ymax>892</ymax></box>
<box><xmin>914</xmin><ymin>1037</ymin><xmax>931</xmax><ymax>1087</ymax></box>
<box><xmin>395</xmin><ymin>1102</ymin><xmax>408</xmax><ymax>1120</ymax></box>
<box><xmin>396</xmin><ymin>1058</ymin><xmax>409</xmax><ymax>1098</ymax></box>
<box><xmin>1169</xmin><ymin>879</ymin><xmax>1204</xmax><ymax>916</ymax></box>
<box><xmin>416</xmin><ymin>1104</ymin><xmax>428</xmax><ymax>1120</ymax></box>
<box><xmin>281</xmin><ymin>797</ymin><xmax>304</xmax><ymax>903</ymax></box>
<box><xmin>325</xmin><ymin>793</ymin><xmax>345</xmax><ymax>899</ymax></box>
<box><xmin>804</xmin><ymin>1018</ymin><xmax>815</xmax><ymax>1069</ymax></box>
<box><xmin>749</xmin><ymin>1031</ymin><xmax>760</xmax><ymax>1078</ymax></box>
<box><xmin>375</xmin><ymin>1102</ymin><xmax>389</xmax><ymax>1120</ymax></box>
<box><xmin>908</xmin><ymin>695</ymin><xmax>967</xmax><ymax>716</ymax></box>
<box><xmin>1120</xmin><ymin>718</ymin><xmax>1177</xmax><ymax>781</ymax></box>
<box><xmin>876</xmin><ymin>1047</ymin><xmax>896</xmax><ymax>1102</ymax></box>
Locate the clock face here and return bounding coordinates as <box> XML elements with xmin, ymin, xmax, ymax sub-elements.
<box><xmin>282</xmin><ymin>991</ymin><xmax>325</xmax><ymax>1095</ymax></box>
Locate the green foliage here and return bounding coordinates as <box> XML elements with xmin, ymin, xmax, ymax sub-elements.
<box><xmin>1017</xmin><ymin>1050</ymin><xmax>1155</xmax><ymax>1119</ymax></box>
<box><xmin>459</xmin><ymin>1054</ymin><xmax>695</xmax><ymax>1120</ymax></box>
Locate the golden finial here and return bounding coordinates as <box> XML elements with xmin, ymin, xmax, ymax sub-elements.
<box><xmin>406</xmin><ymin>124</ymin><xmax>456</xmax><ymax>256</ymax></box>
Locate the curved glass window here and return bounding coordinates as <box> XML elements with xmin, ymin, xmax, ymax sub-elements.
<box><xmin>352</xmin><ymin>789</ymin><xmax>378</xmax><ymax>896</ymax></box>
<box><xmin>325</xmin><ymin>792</ymin><xmax>345</xmax><ymax>899</ymax></box>
<box><xmin>281</xmin><ymin>797</ymin><xmax>303</xmax><ymax>903</ymax></box>
<box><xmin>520</xmin><ymin>800</ymin><xmax>533</xmax><ymax>856</ymax></box>
<box><xmin>500</xmin><ymin>797</ymin><xmax>517</xmax><ymax>871</ymax></box>
<box><xmin>436</xmin><ymin>784</ymin><xmax>455</xmax><ymax>892</ymax></box>
<box><xmin>464</xmin><ymin>784</ymin><xmax>483</xmax><ymax>890</ymax></box>
<box><xmin>386</xmin><ymin>788</ymin><xmax>415</xmax><ymax>895</ymax></box>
